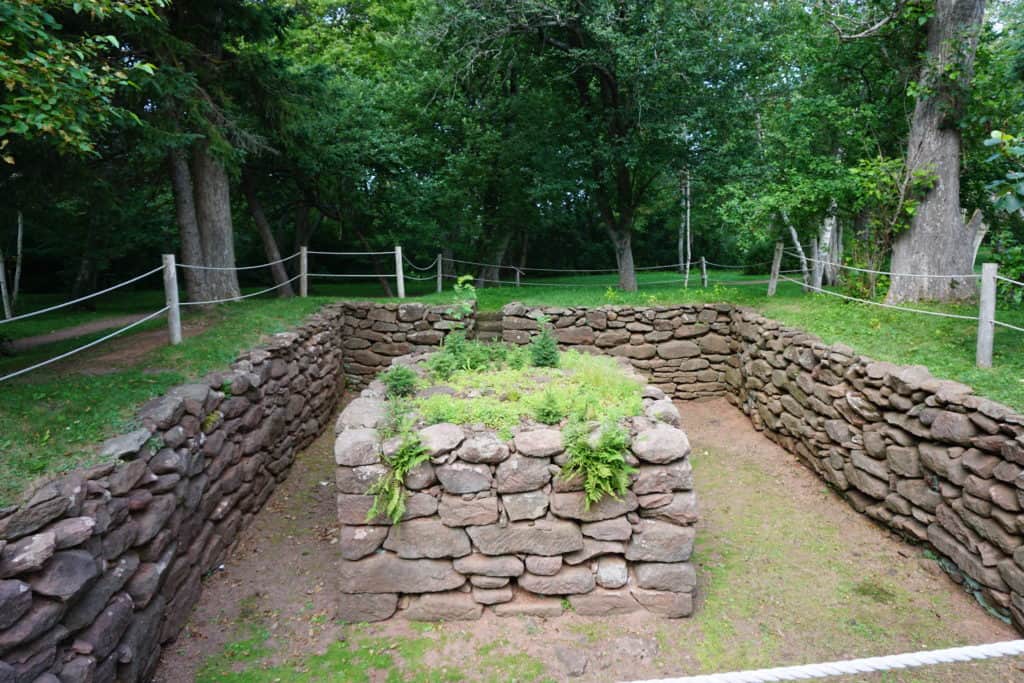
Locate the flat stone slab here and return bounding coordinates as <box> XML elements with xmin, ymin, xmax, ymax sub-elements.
<box><xmin>514</xmin><ymin>429</ymin><xmax>564</xmax><ymax>457</ymax></box>
<box><xmin>550</xmin><ymin>491</ymin><xmax>637</xmax><ymax>522</ymax></box>
<box><xmin>403</xmin><ymin>591</ymin><xmax>483</xmax><ymax>621</ymax></box>
<box><xmin>633</xmin><ymin>461</ymin><xmax>694</xmax><ymax>495</ymax></box>
<box><xmin>631</xmin><ymin>587</ymin><xmax>693</xmax><ymax>617</ymax></box>
<box><xmin>336</xmin><ymin>398</ymin><xmax>387</xmax><ymax>431</ymax></box>
<box><xmin>334</xmin><ymin>429</ymin><xmax>382</xmax><ymax>467</ymax></box>
<box><xmin>339</xmin><ymin>526</ymin><xmax>388</xmax><ymax>561</ymax></box>
<box><xmin>467</xmin><ymin>520</ymin><xmax>583</xmax><ymax>556</ymax></box>
<box><xmin>438</xmin><ymin>495</ymin><xmax>499</xmax><ymax>527</ymax></box>
<box><xmin>455</xmin><ymin>433</ymin><xmax>511</xmax><ymax>464</ymax></box>
<box><xmin>569</xmin><ymin>588</ymin><xmax>639</xmax><ymax>616</ymax></box>
<box><xmin>634</xmin><ymin>562</ymin><xmax>697</xmax><ymax>592</ymax></box>
<box><xmin>436</xmin><ymin>462</ymin><xmax>492</xmax><ymax>494</ymax></box>
<box><xmin>492</xmin><ymin>590</ymin><xmax>564</xmax><ymax>618</ymax></box>
<box><xmin>625</xmin><ymin>520</ymin><xmax>695</xmax><ymax>562</ymax></box>
<box><xmin>638</xmin><ymin>492</ymin><xmax>698</xmax><ymax>526</ymax></box>
<box><xmin>453</xmin><ymin>554</ymin><xmax>524</xmax><ymax>577</ymax></box>
<box><xmin>496</xmin><ymin>456</ymin><xmax>552</xmax><ymax>493</ymax></box>
<box><xmin>580</xmin><ymin>518</ymin><xmax>632</xmax><ymax>541</ymax></box>
<box><xmin>336</xmin><ymin>493</ymin><xmax>437</xmax><ymax>525</ymax></box>
<box><xmin>338</xmin><ymin>555</ymin><xmax>465</xmax><ymax>594</ymax></box>
<box><xmin>519</xmin><ymin>566</ymin><xmax>595</xmax><ymax>595</ymax></box>
<box><xmin>337</xmin><ymin>593</ymin><xmax>398</xmax><ymax>623</ymax></box>
<box><xmin>383</xmin><ymin>519</ymin><xmax>471</xmax><ymax>559</ymax></box>
<box><xmin>418</xmin><ymin>423</ymin><xmax>466</xmax><ymax>457</ymax></box>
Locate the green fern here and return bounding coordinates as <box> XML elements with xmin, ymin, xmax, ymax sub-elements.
<box><xmin>560</xmin><ymin>419</ymin><xmax>636</xmax><ymax>509</ymax></box>
<box><xmin>366</xmin><ymin>433</ymin><xmax>430</xmax><ymax>524</ymax></box>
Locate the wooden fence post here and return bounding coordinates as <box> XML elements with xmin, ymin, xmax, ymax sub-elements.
<box><xmin>299</xmin><ymin>246</ymin><xmax>308</xmax><ymax>297</ymax></box>
<box><xmin>162</xmin><ymin>254</ymin><xmax>182</xmax><ymax>345</ymax></box>
<box><xmin>767</xmin><ymin>242</ymin><xmax>784</xmax><ymax>296</ymax></box>
<box><xmin>394</xmin><ymin>246</ymin><xmax>406</xmax><ymax>299</ymax></box>
<box><xmin>700</xmin><ymin>256</ymin><xmax>708</xmax><ymax>288</ymax></box>
<box><xmin>436</xmin><ymin>253</ymin><xmax>443</xmax><ymax>294</ymax></box>
<box><xmin>976</xmin><ymin>262</ymin><xmax>997</xmax><ymax>368</ymax></box>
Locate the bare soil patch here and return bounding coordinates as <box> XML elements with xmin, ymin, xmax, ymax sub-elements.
<box><xmin>155</xmin><ymin>397</ymin><xmax>1024</xmax><ymax>682</ymax></box>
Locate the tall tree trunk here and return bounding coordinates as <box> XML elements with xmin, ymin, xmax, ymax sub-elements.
<box><xmin>0</xmin><ymin>248</ymin><xmax>10</xmax><ymax>319</ymax></box>
<box><xmin>819</xmin><ymin>201</ymin><xmax>839</xmax><ymax>286</ymax></box>
<box><xmin>168</xmin><ymin>149</ymin><xmax>207</xmax><ymax>302</ymax></box>
<box><xmin>518</xmin><ymin>230</ymin><xmax>529</xmax><ymax>271</ymax></box>
<box><xmin>888</xmin><ymin>0</ymin><xmax>985</xmax><ymax>303</ymax></box>
<box><xmin>69</xmin><ymin>256</ymin><xmax>97</xmax><ymax>306</ymax></box>
<box><xmin>12</xmin><ymin>211</ymin><xmax>22</xmax><ymax>310</ymax></box>
<box><xmin>781</xmin><ymin>210</ymin><xmax>810</xmax><ymax>289</ymax></box>
<box><xmin>828</xmin><ymin>216</ymin><xmax>844</xmax><ymax>286</ymax></box>
<box><xmin>478</xmin><ymin>230</ymin><xmax>512</xmax><ymax>288</ymax></box>
<box><xmin>240</xmin><ymin>169</ymin><xmax>294</xmax><ymax>297</ymax></box>
<box><xmin>608</xmin><ymin>228</ymin><xmax>638</xmax><ymax>292</ymax></box>
<box><xmin>191</xmin><ymin>140</ymin><xmax>240</xmax><ymax>301</ymax></box>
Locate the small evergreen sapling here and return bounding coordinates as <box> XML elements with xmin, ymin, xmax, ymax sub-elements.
<box><xmin>529</xmin><ymin>315</ymin><xmax>559</xmax><ymax>368</ymax></box>
<box><xmin>380</xmin><ymin>364</ymin><xmax>417</xmax><ymax>398</ymax></box>
<box><xmin>534</xmin><ymin>389</ymin><xmax>564</xmax><ymax>425</ymax></box>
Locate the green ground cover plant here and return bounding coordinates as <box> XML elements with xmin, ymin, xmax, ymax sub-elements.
<box><xmin>560</xmin><ymin>420</ymin><xmax>637</xmax><ymax>508</ymax></box>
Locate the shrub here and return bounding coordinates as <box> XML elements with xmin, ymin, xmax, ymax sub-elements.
<box><xmin>366</xmin><ymin>434</ymin><xmax>430</xmax><ymax>524</ymax></box>
<box><xmin>561</xmin><ymin>419</ymin><xmax>636</xmax><ymax>509</ymax></box>
<box><xmin>534</xmin><ymin>390</ymin><xmax>564</xmax><ymax>425</ymax></box>
<box><xmin>529</xmin><ymin>315</ymin><xmax>559</xmax><ymax>368</ymax></box>
<box><xmin>380</xmin><ymin>364</ymin><xmax>417</xmax><ymax>398</ymax></box>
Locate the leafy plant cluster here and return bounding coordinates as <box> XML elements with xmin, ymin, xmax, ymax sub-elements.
<box><xmin>379</xmin><ymin>364</ymin><xmax>418</xmax><ymax>399</ymax></box>
<box><xmin>560</xmin><ymin>420</ymin><xmax>637</xmax><ymax>509</ymax></box>
<box><xmin>426</xmin><ymin>332</ymin><xmax>529</xmax><ymax>380</ymax></box>
<box><xmin>366</xmin><ymin>432</ymin><xmax>430</xmax><ymax>525</ymax></box>
<box><xmin>528</xmin><ymin>314</ymin><xmax>559</xmax><ymax>368</ymax></box>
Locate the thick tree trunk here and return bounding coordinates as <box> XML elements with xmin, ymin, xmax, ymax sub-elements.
<box><xmin>241</xmin><ymin>170</ymin><xmax>294</xmax><ymax>297</ymax></box>
<box><xmin>478</xmin><ymin>230</ymin><xmax>512</xmax><ymax>288</ymax></box>
<box><xmin>827</xmin><ymin>217</ymin><xmax>844</xmax><ymax>286</ymax></box>
<box><xmin>819</xmin><ymin>201</ymin><xmax>840</xmax><ymax>286</ymax></box>
<box><xmin>191</xmin><ymin>141</ymin><xmax>240</xmax><ymax>301</ymax></box>
<box><xmin>168</xmin><ymin>149</ymin><xmax>207</xmax><ymax>302</ymax></box>
<box><xmin>608</xmin><ymin>228</ymin><xmax>638</xmax><ymax>292</ymax></box>
<box><xmin>0</xmin><ymin>249</ymin><xmax>10</xmax><ymax>319</ymax></box>
<box><xmin>888</xmin><ymin>0</ymin><xmax>985</xmax><ymax>303</ymax></box>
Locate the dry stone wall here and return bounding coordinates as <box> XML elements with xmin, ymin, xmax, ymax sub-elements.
<box><xmin>499</xmin><ymin>303</ymin><xmax>734</xmax><ymax>399</ymax></box>
<box><xmin>0</xmin><ymin>301</ymin><xmax>463</xmax><ymax>683</ymax></box>
<box><xmin>340</xmin><ymin>302</ymin><xmax>472</xmax><ymax>390</ymax></box>
<box><xmin>334</xmin><ymin>357</ymin><xmax>699</xmax><ymax>622</ymax></box>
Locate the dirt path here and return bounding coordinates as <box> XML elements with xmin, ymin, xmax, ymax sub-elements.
<box><xmin>7</xmin><ymin>314</ymin><xmax>150</xmax><ymax>351</ymax></box>
<box><xmin>155</xmin><ymin>398</ymin><xmax>1024</xmax><ymax>683</ymax></box>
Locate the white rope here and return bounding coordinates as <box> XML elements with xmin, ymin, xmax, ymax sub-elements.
<box><xmin>176</xmin><ymin>253</ymin><xmax>299</xmax><ymax>272</ymax></box>
<box><xmin>623</xmin><ymin>639</ymin><xmax>1024</xmax><ymax>683</ymax></box>
<box><xmin>704</xmin><ymin>259</ymin><xmax>772</xmax><ymax>269</ymax></box>
<box><xmin>783</xmin><ymin>250</ymin><xmax>979</xmax><ymax>280</ymax></box>
<box><xmin>308</xmin><ymin>273</ymin><xmax>397</xmax><ymax>279</ymax></box>
<box><xmin>307</xmin><ymin>250</ymin><xmax>395</xmax><ymax>256</ymax></box>
<box><xmin>0</xmin><ymin>264</ymin><xmax>165</xmax><ymax>326</ymax></box>
<box><xmin>404</xmin><ymin>274</ymin><xmax>437</xmax><ymax>281</ymax></box>
<box><xmin>0</xmin><ymin>307</ymin><xmax>170</xmax><ymax>383</ymax></box>
<box><xmin>179</xmin><ymin>275</ymin><xmax>302</xmax><ymax>307</ymax></box>
<box><xmin>996</xmin><ymin>274</ymin><xmax>1024</xmax><ymax>288</ymax></box>
<box><xmin>993</xmin><ymin>319</ymin><xmax>1024</xmax><ymax>333</ymax></box>
<box><xmin>779</xmin><ymin>276</ymin><xmax>978</xmax><ymax>321</ymax></box>
<box><xmin>441</xmin><ymin>256</ymin><xmax>691</xmax><ymax>274</ymax></box>
<box><xmin>404</xmin><ymin>256</ymin><xmax>439</xmax><ymax>271</ymax></box>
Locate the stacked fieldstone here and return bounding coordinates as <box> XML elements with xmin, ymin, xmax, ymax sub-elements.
<box><xmin>727</xmin><ymin>309</ymin><xmax>1024</xmax><ymax>629</ymax></box>
<box><xmin>340</xmin><ymin>302</ymin><xmax>473</xmax><ymax>390</ymax></box>
<box><xmin>335</xmin><ymin>357</ymin><xmax>699</xmax><ymax>621</ymax></box>
<box><xmin>499</xmin><ymin>303</ymin><xmax>733</xmax><ymax>399</ymax></box>
<box><xmin>0</xmin><ymin>307</ymin><xmax>347</xmax><ymax>682</ymax></box>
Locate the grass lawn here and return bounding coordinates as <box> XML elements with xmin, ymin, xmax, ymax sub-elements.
<box><xmin>0</xmin><ymin>267</ymin><xmax>1021</xmax><ymax>505</ymax></box>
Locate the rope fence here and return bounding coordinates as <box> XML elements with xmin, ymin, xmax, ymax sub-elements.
<box><xmin>624</xmin><ymin>639</ymin><xmax>1024</xmax><ymax>683</ymax></box>
<box><xmin>777</xmin><ymin>276</ymin><xmax>979</xmax><ymax>321</ymax></box>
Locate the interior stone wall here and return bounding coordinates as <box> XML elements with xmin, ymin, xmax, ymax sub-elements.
<box><xmin>334</xmin><ymin>358</ymin><xmax>699</xmax><ymax>622</ymax></box>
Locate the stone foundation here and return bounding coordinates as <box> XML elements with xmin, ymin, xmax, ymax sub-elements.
<box><xmin>334</xmin><ymin>356</ymin><xmax>699</xmax><ymax>621</ymax></box>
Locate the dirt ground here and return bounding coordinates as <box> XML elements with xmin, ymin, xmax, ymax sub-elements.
<box><xmin>155</xmin><ymin>398</ymin><xmax>1024</xmax><ymax>683</ymax></box>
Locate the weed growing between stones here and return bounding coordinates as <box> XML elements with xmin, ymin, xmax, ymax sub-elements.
<box><xmin>529</xmin><ymin>314</ymin><xmax>559</xmax><ymax>368</ymax></box>
<box><xmin>379</xmin><ymin>364</ymin><xmax>418</xmax><ymax>398</ymax></box>
<box><xmin>366</xmin><ymin>432</ymin><xmax>430</xmax><ymax>523</ymax></box>
<box><xmin>561</xmin><ymin>419</ymin><xmax>637</xmax><ymax>508</ymax></box>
